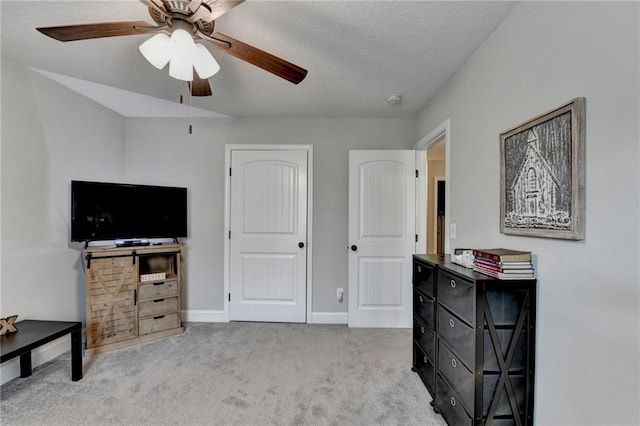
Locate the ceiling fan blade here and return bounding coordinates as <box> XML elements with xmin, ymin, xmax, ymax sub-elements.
<box><xmin>37</xmin><ymin>21</ymin><xmax>153</xmax><ymax>42</ymax></box>
<box><xmin>189</xmin><ymin>72</ymin><xmax>213</xmax><ymax>97</ymax></box>
<box><xmin>209</xmin><ymin>32</ymin><xmax>307</xmax><ymax>84</ymax></box>
<box><xmin>206</xmin><ymin>0</ymin><xmax>246</xmax><ymax>21</ymax></box>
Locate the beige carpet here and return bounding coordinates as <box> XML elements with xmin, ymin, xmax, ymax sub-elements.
<box><xmin>0</xmin><ymin>322</ymin><xmax>445</xmax><ymax>425</ymax></box>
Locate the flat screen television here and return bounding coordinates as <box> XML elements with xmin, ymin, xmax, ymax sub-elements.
<box><xmin>71</xmin><ymin>180</ymin><xmax>187</xmax><ymax>242</ymax></box>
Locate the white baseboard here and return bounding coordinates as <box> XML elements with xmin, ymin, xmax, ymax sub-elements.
<box><xmin>182</xmin><ymin>310</ymin><xmax>226</xmax><ymax>323</ymax></box>
<box><xmin>181</xmin><ymin>310</ymin><xmax>347</xmax><ymax>324</ymax></box>
<box><xmin>311</xmin><ymin>312</ymin><xmax>348</xmax><ymax>324</ymax></box>
<box><xmin>0</xmin><ymin>335</ymin><xmax>70</xmax><ymax>386</ymax></box>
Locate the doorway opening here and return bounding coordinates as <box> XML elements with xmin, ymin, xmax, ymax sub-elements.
<box><xmin>414</xmin><ymin>119</ymin><xmax>450</xmax><ymax>256</ymax></box>
<box><xmin>426</xmin><ymin>140</ymin><xmax>446</xmax><ymax>255</ymax></box>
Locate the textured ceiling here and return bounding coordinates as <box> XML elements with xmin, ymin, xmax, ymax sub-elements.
<box><xmin>1</xmin><ymin>1</ymin><xmax>518</xmax><ymax>118</ymax></box>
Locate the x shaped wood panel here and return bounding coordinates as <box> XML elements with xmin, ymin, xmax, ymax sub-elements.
<box><xmin>481</xmin><ymin>292</ymin><xmax>531</xmax><ymax>426</ymax></box>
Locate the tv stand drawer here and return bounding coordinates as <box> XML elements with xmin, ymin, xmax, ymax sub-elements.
<box><xmin>139</xmin><ymin>313</ymin><xmax>180</xmax><ymax>335</ymax></box>
<box><xmin>139</xmin><ymin>279</ymin><xmax>178</xmax><ymax>300</ymax></box>
<box><xmin>139</xmin><ymin>297</ymin><xmax>179</xmax><ymax>318</ymax></box>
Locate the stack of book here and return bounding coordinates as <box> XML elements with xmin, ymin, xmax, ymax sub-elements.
<box><xmin>472</xmin><ymin>248</ymin><xmax>535</xmax><ymax>280</ymax></box>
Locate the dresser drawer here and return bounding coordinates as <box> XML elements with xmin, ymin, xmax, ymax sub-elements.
<box><xmin>436</xmin><ymin>374</ymin><xmax>472</xmax><ymax>426</ymax></box>
<box><xmin>414</xmin><ymin>343</ymin><xmax>435</xmax><ymax>395</ymax></box>
<box><xmin>413</xmin><ymin>261</ymin><xmax>435</xmax><ymax>297</ymax></box>
<box><xmin>139</xmin><ymin>312</ymin><xmax>180</xmax><ymax>335</ymax></box>
<box><xmin>414</xmin><ymin>289</ymin><xmax>435</xmax><ymax>328</ymax></box>
<box><xmin>437</xmin><ymin>270</ymin><xmax>475</xmax><ymax>325</ymax></box>
<box><xmin>413</xmin><ymin>317</ymin><xmax>435</xmax><ymax>361</ymax></box>
<box><xmin>438</xmin><ymin>306</ymin><xmax>475</xmax><ymax>369</ymax></box>
<box><xmin>139</xmin><ymin>279</ymin><xmax>178</xmax><ymax>300</ymax></box>
<box><xmin>438</xmin><ymin>341</ymin><xmax>474</xmax><ymax>413</ymax></box>
<box><xmin>138</xmin><ymin>296</ymin><xmax>179</xmax><ymax>318</ymax></box>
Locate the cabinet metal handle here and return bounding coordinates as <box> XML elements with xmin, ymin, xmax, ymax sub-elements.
<box><xmin>420</xmin><ymin>326</ymin><xmax>425</xmax><ymax>334</ymax></box>
<box><xmin>450</xmin><ymin>279</ymin><xmax>456</xmax><ymax>289</ymax></box>
<box><xmin>451</xmin><ymin>358</ymin><xmax>457</xmax><ymax>368</ymax></box>
<box><xmin>449</xmin><ymin>318</ymin><xmax>455</xmax><ymax>328</ymax></box>
<box><xmin>450</xmin><ymin>397</ymin><xmax>456</xmax><ymax>407</ymax></box>
<box><xmin>417</xmin><ymin>265</ymin><xmax>422</xmax><ymax>273</ymax></box>
<box><xmin>419</xmin><ymin>295</ymin><xmax>424</xmax><ymax>303</ymax></box>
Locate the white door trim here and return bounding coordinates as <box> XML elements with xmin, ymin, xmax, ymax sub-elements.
<box><xmin>224</xmin><ymin>144</ymin><xmax>313</xmax><ymax>323</ymax></box>
<box><xmin>414</xmin><ymin>119</ymin><xmax>451</xmax><ymax>255</ymax></box>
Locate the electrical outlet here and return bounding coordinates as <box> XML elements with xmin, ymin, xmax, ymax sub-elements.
<box><xmin>450</xmin><ymin>223</ymin><xmax>457</xmax><ymax>239</ymax></box>
<box><xmin>337</xmin><ymin>288</ymin><xmax>344</xmax><ymax>302</ymax></box>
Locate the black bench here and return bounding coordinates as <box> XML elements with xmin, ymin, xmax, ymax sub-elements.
<box><xmin>1</xmin><ymin>320</ymin><xmax>83</xmax><ymax>381</ymax></box>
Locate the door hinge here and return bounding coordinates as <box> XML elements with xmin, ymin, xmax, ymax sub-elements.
<box><xmin>228</xmin><ymin>293</ymin><xmax>231</xmax><ymax>302</ymax></box>
<box><xmin>415</xmin><ymin>234</ymin><xmax>419</xmax><ymax>243</ymax></box>
<box><xmin>228</xmin><ymin>230</ymin><xmax>231</xmax><ymax>239</ymax></box>
<box><xmin>229</xmin><ymin>168</ymin><xmax>232</xmax><ymax>177</ymax></box>
<box><xmin>416</xmin><ymin>169</ymin><xmax>419</xmax><ymax>178</ymax></box>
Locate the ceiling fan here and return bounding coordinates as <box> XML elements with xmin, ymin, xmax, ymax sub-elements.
<box><xmin>36</xmin><ymin>0</ymin><xmax>308</xmax><ymax>97</ymax></box>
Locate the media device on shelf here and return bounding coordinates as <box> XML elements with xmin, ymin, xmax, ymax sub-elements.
<box><xmin>71</xmin><ymin>180</ymin><xmax>187</xmax><ymax>244</ymax></box>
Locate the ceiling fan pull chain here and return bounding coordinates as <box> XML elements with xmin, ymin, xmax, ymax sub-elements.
<box><xmin>189</xmin><ymin>86</ymin><xmax>193</xmax><ymax>135</ymax></box>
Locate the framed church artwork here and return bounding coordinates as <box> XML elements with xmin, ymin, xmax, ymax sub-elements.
<box><xmin>500</xmin><ymin>98</ymin><xmax>585</xmax><ymax>240</ymax></box>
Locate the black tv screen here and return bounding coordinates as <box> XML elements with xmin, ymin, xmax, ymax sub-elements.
<box><xmin>71</xmin><ymin>180</ymin><xmax>187</xmax><ymax>242</ymax></box>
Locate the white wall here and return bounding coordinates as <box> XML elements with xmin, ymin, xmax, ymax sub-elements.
<box><xmin>416</xmin><ymin>2</ymin><xmax>639</xmax><ymax>424</ymax></box>
<box><xmin>1</xmin><ymin>55</ymin><xmax>127</xmax><ymax>321</ymax></box>
<box><xmin>124</xmin><ymin>117</ymin><xmax>416</xmax><ymax>315</ymax></box>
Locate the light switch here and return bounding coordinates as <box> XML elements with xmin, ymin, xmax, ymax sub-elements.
<box><xmin>450</xmin><ymin>223</ymin><xmax>457</xmax><ymax>239</ymax></box>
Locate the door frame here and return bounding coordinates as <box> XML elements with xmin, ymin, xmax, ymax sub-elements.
<box><xmin>223</xmin><ymin>144</ymin><xmax>314</xmax><ymax>323</ymax></box>
<box><xmin>414</xmin><ymin>119</ymin><xmax>451</xmax><ymax>255</ymax></box>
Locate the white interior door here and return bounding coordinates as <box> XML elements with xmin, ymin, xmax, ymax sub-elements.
<box><xmin>348</xmin><ymin>150</ymin><xmax>416</xmax><ymax>328</ymax></box>
<box><xmin>229</xmin><ymin>149</ymin><xmax>308</xmax><ymax>323</ymax></box>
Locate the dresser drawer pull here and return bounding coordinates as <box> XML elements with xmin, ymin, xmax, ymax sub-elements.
<box><xmin>153</xmin><ymin>298</ymin><xmax>165</xmax><ymax>303</ymax></box>
<box><xmin>153</xmin><ymin>315</ymin><xmax>165</xmax><ymax>320</ymax></box>
<box><xmin>450</xmin><ymin>397</ymin><xmax>456</xmax><ymax>407</ymax></box>
<box><xmin>451</xmin><ymin>358</ymin><xmax>457</xmax><ymax>368</ymax></box>
<box><xmin>450</xmin><ymin>279</ymin><xmax>456</xmax><ymax>289</ymax></box>
<box><xmin>420</xmin><ymin>326</ymin><xmax>425</xmax><ymax>334</ymax></box>
<box><xmin>418</xmin><ymin>265</ymin><xmax>422</xmax><ymax>273</ymax></box>
<box><xmin>153</xmin><ymin>281</ymin><xmax>166</xmax><ymax>286</ymax></box>
<box><xmin>419</xmin><ymin>295</ymin><xmax>424</xmax><ymax>303</ymax></box>
<box><xmin>449</xmin><ymin>318</ymin><xmax>455</xmax><ymax>328</ymax></box>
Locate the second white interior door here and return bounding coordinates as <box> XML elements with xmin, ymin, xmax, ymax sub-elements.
<box><xmin>229</xmin><ymin>149</ymin><xmax>308</xmax><ymax>323</ymax></box>
<box><xmin>348</xmin><ymin>150</ymin><xmax>416</xmax><ymax>328</ymax></box>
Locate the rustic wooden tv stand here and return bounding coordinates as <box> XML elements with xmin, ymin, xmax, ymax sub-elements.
<box><xmin>82</xmin><ymin>243</ymin><xmax>184</xmax><ymax>354</ymax></box>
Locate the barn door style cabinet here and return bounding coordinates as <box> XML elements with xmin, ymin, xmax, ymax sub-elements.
<box><xmin>83</xmin><ymin>244</ymin><xmax>184</xmax><ymax>354</ymax></box>
<box><xmin>412</xmin><ymin>254</ymin><xmax>537</xmax><ymax>426</ymax></box>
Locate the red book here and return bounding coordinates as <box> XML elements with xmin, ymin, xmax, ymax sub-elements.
<box><xmin>472</xmin><ymin>248</ymin><xmax>531</xmax><ymax>263</ymax></box>
<box><xmin>474</xmin><ymin>258</ymin><xmax>532</xmax><ymax>271</ymax></box>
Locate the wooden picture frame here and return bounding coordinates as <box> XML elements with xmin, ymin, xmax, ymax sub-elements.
<box><xmin>500</xmin><ymin>98</ymin><xmax>585</xmax><ymax>240</ymax></box>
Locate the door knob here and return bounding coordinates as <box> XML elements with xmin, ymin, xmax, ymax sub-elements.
<box><xmin>351</xmin><ymin>245</ymin><xmax>358</xmax><ymax>252</ymax></box>
<box><xmin>298</xmin><ymin>242</ymin><xmax>305</xmax><ymax>248</ymax></box>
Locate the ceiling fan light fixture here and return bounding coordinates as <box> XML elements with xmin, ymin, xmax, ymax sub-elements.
<box><xmin>139</xmin><ymin>33</ymin><xmax>171</xmax><ymax>70</ymax></box>
<box><xmin>193</xmin><ymin>43</ymin><xmax>220</xmax><ymax>79</ymax></box>
<box><xmin>169</xmin><ymin>28</ymin><xmax>195</xmax><ymax>81</ymax></box>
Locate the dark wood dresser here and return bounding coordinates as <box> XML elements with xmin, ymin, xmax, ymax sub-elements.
<box><xmin>412</xmin><ymin>254</ymin><xmax>537</xmax><ymax>425</ymax></box>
